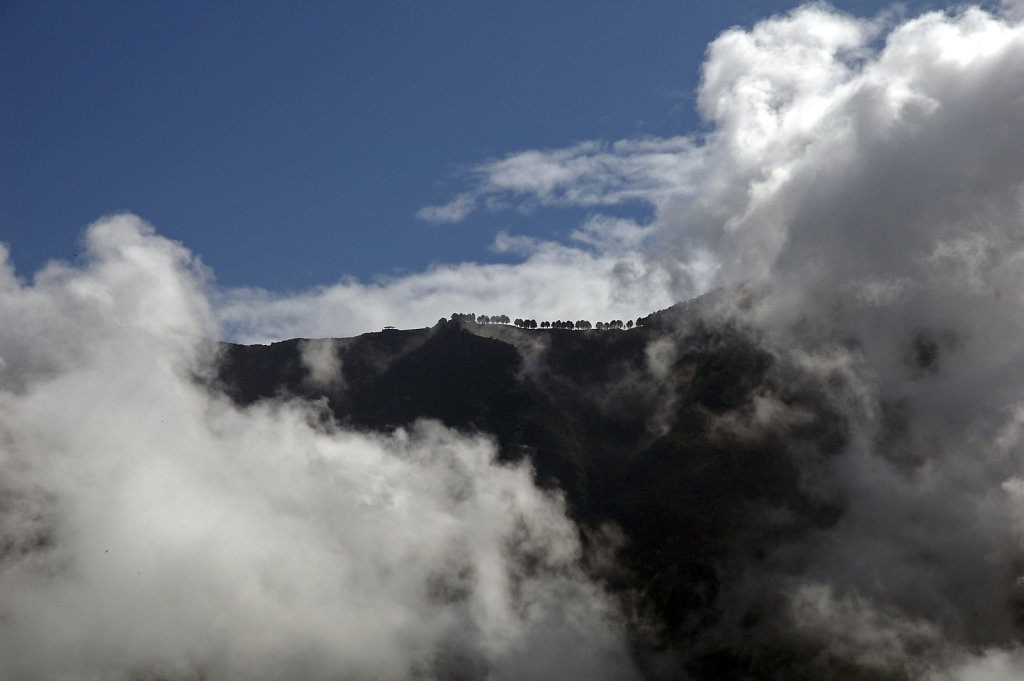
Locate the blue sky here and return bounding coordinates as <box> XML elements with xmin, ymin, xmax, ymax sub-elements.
<box><xmin>1</xmin><ymin>0</ymin><xmax>949</xmax><ymax>296</ymax></box>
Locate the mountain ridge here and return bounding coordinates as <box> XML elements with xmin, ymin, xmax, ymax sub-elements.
<box><xmin>215</xmin><ymin>299</ymin><xmax>860</xmax><ymax>679</ymax></box>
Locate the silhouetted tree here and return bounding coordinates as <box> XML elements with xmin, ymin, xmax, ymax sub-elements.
<box><xmin>478</xmin><ymin>315</ymin><xmax>490</xmax><ymax>324</ymax></box>
<box><xmin>627</xmin><ymin>319</ymin><xmax>634</xmax><ymax>329</ymax></box>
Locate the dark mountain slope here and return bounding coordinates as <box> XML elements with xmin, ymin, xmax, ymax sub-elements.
<box><xmin>215</xmin><ymin>310</ymin><xmax>853</xmax><ymax>679</ymax></box>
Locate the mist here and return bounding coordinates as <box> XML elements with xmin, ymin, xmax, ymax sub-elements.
<box><xmin>0</xmin><ymin>217</ymin><xmax>638</xmax><ymax>680</ymax></box>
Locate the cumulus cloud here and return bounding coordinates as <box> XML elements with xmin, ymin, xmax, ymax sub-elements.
<box><xmin>0</xmin><ymin>215</ymin><xmax>638</xmax><ymax>680</ymax></box>
<box><xmin>692</xmin><ymin>4</ymin><xmax>1024</xmax><ymax>676</ymax></box>
<box><xmin>413</xmin><ymin>3</ymin><xmax>1024</xmax><ymax>676</ymax></box>
<box><xmin>418</xmin><ymin>4</ymin><xmax>1024</xmax><ymax>300</ymax></box>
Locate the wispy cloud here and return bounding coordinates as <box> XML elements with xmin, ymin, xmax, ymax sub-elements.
<box><xmin>416</xmin><ymin>138</ymin><xmax>702</xmax><ymax>224</ymax></box>
<box><xmin>416</xmin><ymin>192</ymin><xmax>477</xmax><ymax>224</ymax></box>
<box><xmin>217</xmin><ymin>230</ymin><xmax>675</xmax><ymax>344</ymax></box>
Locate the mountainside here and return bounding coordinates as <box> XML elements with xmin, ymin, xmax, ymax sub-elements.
<box><xmin>215</xmin><ymin>304</ymin><xmax>858</xmax><ymax>679</ymax></box>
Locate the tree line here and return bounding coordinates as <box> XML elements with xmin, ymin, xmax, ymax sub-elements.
<box><xmin>446</xmin><ymin>313</ymin><xmax>650</xmax><ymax>330</ymax></box>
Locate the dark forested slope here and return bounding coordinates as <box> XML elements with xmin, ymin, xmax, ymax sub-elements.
<box><xmin>215</xmin><ymin>307</ymin><xmax>857</xmax><ymax>679</ymax></box>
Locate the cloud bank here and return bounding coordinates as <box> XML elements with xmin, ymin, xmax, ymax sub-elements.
<box><xmin>415</xmin><ymin>3</ymin><xmax>1024</xmax><ymax>677</ymax></box>
<box><xmin>0</xmin><ymin>216</ymin><xmax>637</xmax><ymax>680</ymax></box>
<box><xmin>659</xmin><ymin>4</ymin><xmax>1024</xmax><ymax>678</ymax></box>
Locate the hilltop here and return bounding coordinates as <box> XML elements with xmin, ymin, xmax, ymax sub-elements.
<box><xmin>215</xmin><ymin>300</ymin><xmax>859</xmax><ymax>680</ymax></box>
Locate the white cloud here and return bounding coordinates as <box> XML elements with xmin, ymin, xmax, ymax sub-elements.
<box><xmin>693</xmin><ymin>6</ymin><xmax>1024</xmax><ymax>674</ymax></box>
<box><xmin>570</xmin><ymin>215</ymin><xmax>655</xmax><ymax>252</ymax></box>
<box><xmin>11</xmin><ymin>4</ymin><xmax>1024</xmax><ymax>674</ymax></box>
<box><xmin>927</xmin><ymin>648</ymin><xmax>1024</xmax><ymax>681</ymax></box>
<box><xmin>416</xmin><ymin>4</ymin><xmax>1024</xmax><ymax>305</ymax></box>
<box><xmin>215</xmin><ymin>4</ymin><xmax>1024</xmax><ymax>675</ymax></box>
<box><xmin>416</xmin><ymin>192</ymin><xmax>477</xmax><ymax>224</ymax></box>
<box><xmin>0</xmin><ymin>215</ymin><xmax>639</xmax><ymax>680</ymax></box>
<box><xmin>406</xmin><ymin>4</ymin><xmax>1024</xmax><ymax>674</ymax></box>
<box><xmin>217</xmin><ymin>233</ymin><xmax>674</xmax><ymax>344</ymax></box>
<box><xmin>416</xmin><ymin>138</ymin><xmax>703</xmax><ymax>224</ymax></box>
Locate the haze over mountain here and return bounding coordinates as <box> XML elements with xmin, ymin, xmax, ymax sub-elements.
<box><xmin>3</xmin><ymin>2</ymin><xmax>1024</xmax><ymax>679</ymax></box>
